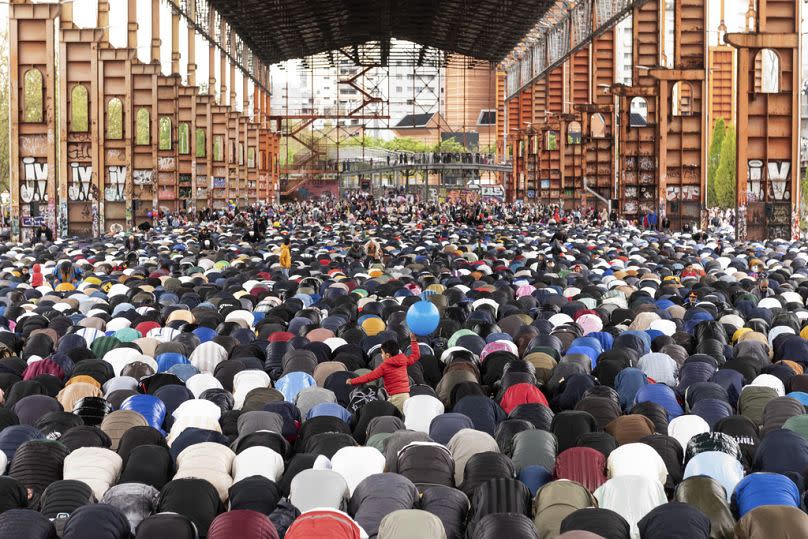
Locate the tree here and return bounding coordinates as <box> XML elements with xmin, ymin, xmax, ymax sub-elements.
<box><xmin>433</xmin><ymin>138</ymin><xmax>465</xmax><ymax>153</ymax></box>
<box><xmin>707</xmin><ymin>119</ymin><xmax>726</xmax><ymax>207</ymax></box>
<box><xmin>384</xmin><ymin>137</ymin><xmax>430</xmax><ymax>153</ymax></box>
<box><xmin>715</xmin><ymin>126</ymin><xmax>736</xmax><ymax>209</ymax></box>
<box><xmin>0</xmin><ymin>26</ymin><xmax>9</xmax><ymax>192</ymax></box>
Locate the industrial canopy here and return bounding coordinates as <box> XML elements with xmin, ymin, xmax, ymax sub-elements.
<box><xmin>207</xmin><ymin>0</ymin><xmax>554</xmax><ymax>65</ymax></box>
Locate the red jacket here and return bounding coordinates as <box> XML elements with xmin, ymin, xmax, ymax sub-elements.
<box><xmin>31</xmin><ymin>264</ymin><xmax>43</xmax><ymax>287</ymax></box>
<box><xmin>348</xmin><ymin>336</ymin><xmax>420</xmax><ymax>395</ymax></box>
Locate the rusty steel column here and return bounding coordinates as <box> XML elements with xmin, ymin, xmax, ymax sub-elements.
<box><xmin>208</xmin><ymin>11</ymin><xmax>217</xmax><ymax>100</ymax></box>
<box><xmin>576</xmin><ymin>22</ymin><xmax>617</xmax><ymax>214</ymax></box>
<box><xmin>230</xmin><ymin>32</ymin><xmax>237</xmax><ymax>111</ymax></box>
<box><xmin>614</xmin><ymin>0</ymin><xmax>661</xmax><ymax>224</ymax></box>
<box><xmin>171</xmin><ymin>4</ymin><xmax>180</xmax><ymax>75</ymax></box>
<box><xmin>151</xmin><ymin>0</ymin><xmax>160</xmax><ymax>64</ymax></box>
<box><xmin>563</xmin><ymin>48</ymin><xmax>589</xmax><ymax>210</ymax></box>
<box><xmin>127</xmin><ymin>0</ymin><xmax>138</xmax><ymax>51</ymax></box>
<box><xmin>187</xmin><ymin>0</ymin><xmax>196</xmax><ymax>87</ymax></box>
<box><xmin>98</xmin><ymin>0</ymin><xmax>110</xmax><ymax>45</ymax></box>
<box><xmin>727</xmin><ymin>0</ymin><xmax>802</xmax><ymax>240</ymax></box>
<box><xmin>243</xmin><ymin>64</ymin><xmax>251</xmax><ymax>204</ymax></box>
<box><xmin>60</xmin><ymin>2</ymin><xmax>104</xmax><ymax>237</ymax></box>
<box><xmin>199</xmin><ymin>7</ymin><xmax>215</xmax><ymax>211</ymax></box>
<box><xmin>9</xmin><ymin>1</ymin><xmax>59</xmax><ymax>242</ymax></box>
<box><xmin>650</xmin><ymin>0</ymin><xmax>709</xmax><ymax>231</ymax></box>
<box><xmin>220</xmin><ymin>20</ymin><xmax>228</xmax><ymax>106</ymax></box>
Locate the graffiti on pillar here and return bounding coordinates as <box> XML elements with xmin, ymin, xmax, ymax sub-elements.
<box><xmin>68</xmin><ymin>163</ymin><xmax>93</xmax><ymax>201</ymax></box>
<box><xmin>67</xmin><ymin>143</ymin><xmax>91</xmax><ymax>161</ymax></box>
<box><xmin>747</xmin><ymin>160</ymin><xmax>764</xmax><ymax>202</ymax></box>
<box><xmin>105</xmin><ymin>166</ymin><xmax>126</xmax><ymax>201</ymax></box>
<box><xmin>19</xmin><ymin>135</ymin><xmax>48</xmax><ymax>156</ymax></box>
<box><xmin>133</xmin><ymin>170</ymin><xmax>154</xmax><ymax>186</ymax></box>
<box><xmin>47</xmin><ymin>201</ymin><xmax>56</xmax><ymax>233</ymax></box>
<box><xmin>666</xmin><ymin>186</ymin><xmax>700</xmax><ymax>201</ymax></box>
<box><xmin>157</xmin><ymin>157</ymin><xmax>176</xmax><ymax>171</ymax></box>
<box><xmin>767</xmin><ymin>161</ymin><xmax>791</xmax><ymax>201</ymax></box>
<box><xmin>20</xmin><ymin>157</ymin><xmax>48</xmax><ymax>203</ymax></box>
<box><xmin>59</xmin><ymin>202</ymin><xmax>68</xmax><ymax>238</ymax></box>
<box><xmin>21</xmin><ymin>216</ymin><xmax>46</xmax><ymax>227</ymax></box>
<box><xmin>91</xmin><ymin>203</ymin><xmax>99</xmax><ymax>237</ymax></box>
<box><xmin>106</xmin><ymin>149</ymin><xmax>126</xmax><ymax>164</ymax></box>
<box><xmin>737</xmin><ymin>205</ymin><xmax>747</xmax><ymax>239</ymax></box>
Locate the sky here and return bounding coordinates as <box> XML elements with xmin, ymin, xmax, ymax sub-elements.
<box><xmin>70</xmin><ymin>0</ymin><xmax>248</xmax><ymax>110</ymax></box>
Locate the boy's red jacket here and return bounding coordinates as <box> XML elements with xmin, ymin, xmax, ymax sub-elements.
<box><xmin>348</xmin><ymin>335</ymin><xmax>420</xmax><ymax>395</ymax></box>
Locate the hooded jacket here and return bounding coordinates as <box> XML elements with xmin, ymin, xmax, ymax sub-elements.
<box><xmin>348</xmin><ymin>335</ymin><xmax>420</xmax><ymax>395</ymax></box>
<box><xmin>31</xmin><ymin>264</ymin><xmax>44</xmax><ymax>288</ymax></box>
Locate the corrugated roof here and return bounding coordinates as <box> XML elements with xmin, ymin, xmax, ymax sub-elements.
<box><xmin>208</xmin><ymin>0</ymin><xmax>554</xmax><ymax>65</ymax></box>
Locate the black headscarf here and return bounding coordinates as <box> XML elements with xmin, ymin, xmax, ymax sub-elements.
<box><xmin>158</xmin><ymin>478</ymin><xmax>223</xmax><ymax>536</ymax></box>
<box><xmin>0</xmin><ymin>509</ymin><xmax>57</xmax><ymax>539</ymax></box>
<box><xmin>61</xmin><ymin>504</ymin><xmax>131</xmax><ymax>539</ymax></box>
<box><xmin>228</xmin><ymin>476</ymin><xmax>281</xmax><ymax>515</ymax></box>
<box><xmin>116</xmin><ymin>426</ymin><xmax>168</xmax><ymax>466</ymax></box>
<box><xmin>134</xmin><ymin>513</ymin><xmax>197</xmax><ymax>539</ymax></box>
<box><xmin>0</xmin><ymin>476</ymin><xmax>28</xmax><ymax>512</ymax></box>
<box><xmin>40</xmin><ymin>480</ymin><xmax>96</xmax><ymax>519</ymax></box>
<box><xmin>119</xmin><ymin>445</ymin><xmax>173</xmax><ymax>490</ymax></box>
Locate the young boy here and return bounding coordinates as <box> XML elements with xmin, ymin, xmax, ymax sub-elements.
<box><xmin>347</xmin><ymin>333</ymin><xmax>420</xmax><ymax>412</ymax></box>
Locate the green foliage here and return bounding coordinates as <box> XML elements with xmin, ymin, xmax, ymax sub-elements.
<box><xmin>802</xmin><ymin>165</ymin><xmax>808</xmax><ymax>212</ymax></box>
<box><xmin>135</xmin><ymin>108</ymin><xmax>150</xmax><ymax>145</ymax></box>
<box><xmin>158</xmin><ymin>117</ymin><xmax>172</xmax><ymax>150</ymax></box>
<box><xmin>386</xmin><ymin>137</ymin><xmax>430</xmax><ymax>153</ymax></box>
<box><xmin>707</xmin><ymin>119</ymin><xmax>726</xmax><ymax>207</ymax></box>
<box><xmin>178</xmin><ymin>123</ymin><xmax>190</xmax><ymax>155</ymax></box>
<box><xmin>801</xmin><ymin>166</ymin><xmax>808</xmax><ymax>232</ymax></box>
<box><xmin>546</xmin><ymin>131</ymin><xmax>558</xmax><ymax>151</ymax></box>
<box><xmin>0</xmin><ymin>27</ymin><xmax>9</xmax><ymax>191</ymax></box>
<box><xmin>70</xmin><ymin>85</ymin><xmax>89</xmax><ymax>133</ymax></box>
<box><xmin>715</xmin><ymin>126</ymin><xmax>737</xmax><ymax>209</ymax></box>
<box><xmin>23</xmin><ymin>69</ymin><xmax>43</xmax><ymax>123</ymax></box>
<box><xmin>195</xmin><ymin>128</ymin><xmax>206</xmax><ymax>158</ymax></box>
<box><xmin>107</xmin><ymin>99</ymin><xmax>123</xmax><ymax>140</ymax></box>
<box><xmin>433</xmin><ymin>138</ymin><xmax>466</xmax><ymax>153</ymax></box>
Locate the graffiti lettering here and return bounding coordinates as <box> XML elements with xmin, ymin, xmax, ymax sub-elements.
<box><xmin>157</xmin><ymin>157</ymin><xmax>176</xmax><ymax>171</ymax></box>
<box><xmin>19</xmin><ymin>135</ymin><xmax>48</xmax><ymax>156</ymax></box>
<box><xmin>105</xmin><ymin>166</ymin><xmax>126</xmax><ymax>202</ymax></box>
<box><xmin>133</xmin><ymin>169</ymin><xmax>154</xmax><ymax>186</ymax></box>
<box><xmin>20</xmin><ymin>157</ymin><xmax>48</xmax><ymax>204</ymax></box>
<box><xmin>91</xmin><ymin>204</ymin><xmax>99</xmax><ymax>237</ymax></box>
<box><xmin>747</xmin><ymin>160</ymin><xmax>764</xmax><ymax>202</ymax></box>
<box><xmin>767</xmin><ymin>161</ymin><xmax>790</xmax><ymax>201</ymax></box>
<box><xmin>67</xmin><ymin>143</ymin><xmax>91</xmax><ymax>161</ymax></box>
<box><xmin>665</xmin><ymin>185</ymin><xmax>700</xmax><ymax>201</ymax></box>
<box><xmin>68</xmin><ymin>163</ymin><xmax>93</xmax><ymax>201</ymax></box>
<box><xmin>59</xmin><ymin>202</ymin><xmax>68</xmax><ymax>238</ymax></box>
<box><xmin>21</xmin><ymin>216</ymin><xmax>46</xmax><ymax>227</ymax></box>
<box><xmin>106</xmin><ymin>149</ymin><xmax>126</xmax><ymax>164</ymax></box>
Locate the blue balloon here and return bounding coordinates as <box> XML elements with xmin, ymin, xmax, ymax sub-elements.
<box><xmin>406</xmin><ymin>300</ymin><xmax>440</xmax><ymax>336</ymax></box>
